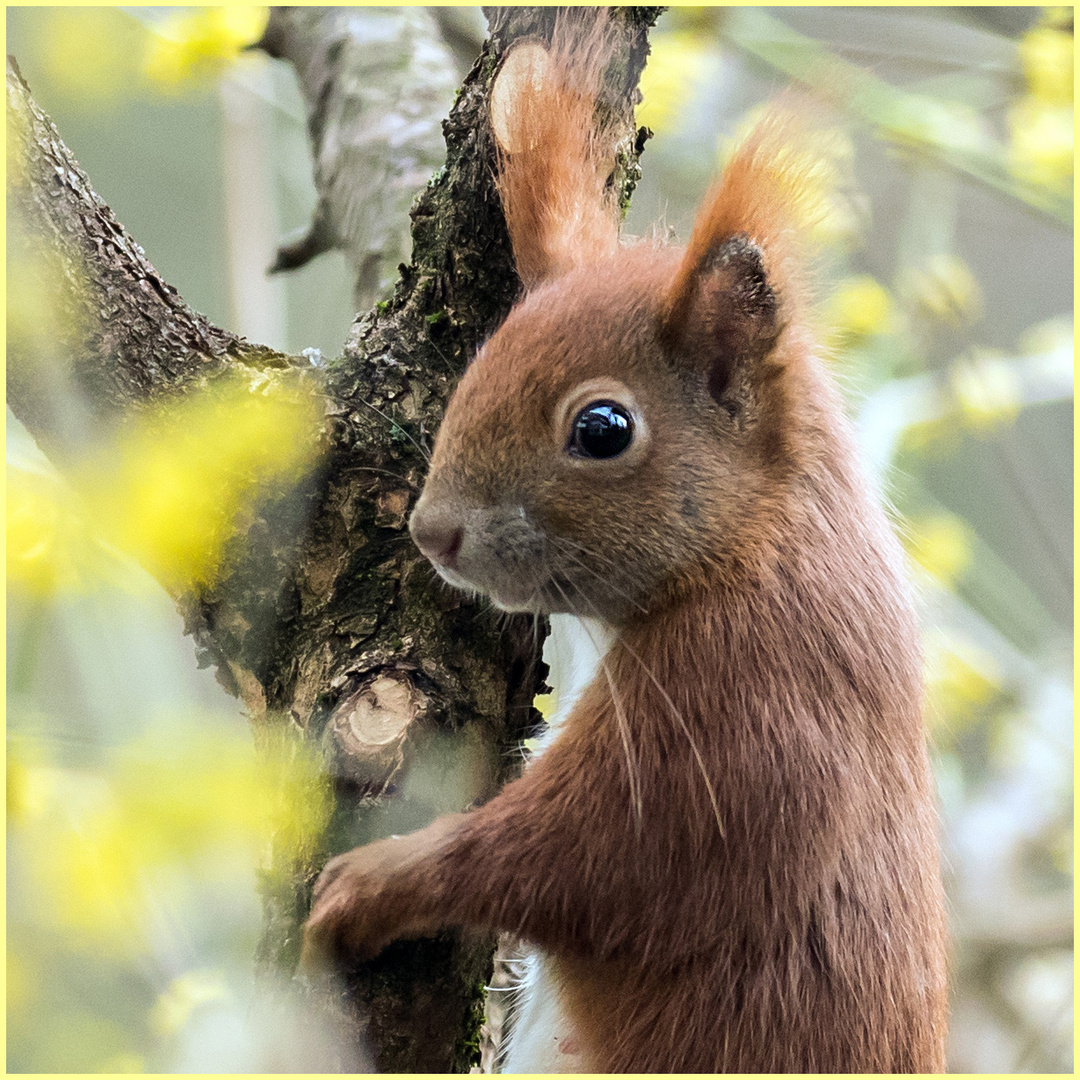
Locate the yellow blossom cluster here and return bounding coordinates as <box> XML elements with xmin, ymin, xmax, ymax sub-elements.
<box><xmin>8</xmin><ymin>721</ymin><xmax>329</xmax><ymax>1069</ymax></box>
<box><xmin>1008</xmin><ymin>10</ymin><xmax>1073</xmax><ymax>191</ymax></box>
<box><xmin>20</xmin><ymin>7</ymin><xmax>268</xmax><ymax>104</ymax></box>
<box><xmin>8</xmin><ymin>377</ymin><xmax>323</xmax><ymax>597</ymax></box>
<box><xmin>636</xmin><ymin>30</ymin><xmax>713</xmax><ymax>133</ymax></box>
<box><xmin>143</xmin><ymin>8</ymin><xmax>269</xmax><ymax>92</ymax></box>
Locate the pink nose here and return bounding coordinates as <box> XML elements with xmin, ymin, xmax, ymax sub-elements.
<box><xmin>409</xmin><ymin>504</ymin><xmax>464</xmax><ymax>569</ymax></box>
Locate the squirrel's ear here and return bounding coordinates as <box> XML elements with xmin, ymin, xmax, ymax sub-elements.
<box><xmin>659</xmin><ymin>233</ymin><xmax>781</xmax><ymax>403</ymax></box>
<box><xmin>490</xmin><ymin>13</ymin><xmax>620</xmax><ymax>289</ymax></box>
<box><xmin>660</xmin><ymin>106</ymin><xmax>824</xmax><ymax>402</ymax></box>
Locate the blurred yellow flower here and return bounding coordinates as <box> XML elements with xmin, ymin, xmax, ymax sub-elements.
<box><xmin>950</xmin><ymin>351</ymin><xmax>1023</xmax><ymax>432</ymax></box>
<box><xmin>637</xmin><ymin>31</ymin><xmax>711</xmax><ymax>133</ymax></box>
<box><xmin>924</xmin><ymin>629</ymin><xmax>1003</xmax><ymax>734</ymax></box>
<box><xmin>822</xmin><ymin>275</ymin><xmax>897</xmax><ymax>346</ymax></box>
<box><xmin>897</xmin><ymin>417</ymin><xmax>960</xmax><ymax>458</ymax></box>
<box><xmin>144</xmin><ymin>7</ymin><xmax>269</xmax><ymax>91</ymax></box>
<box><xmin>899</xmin><ymin>253</ymin><xmax>983</xmax><ymax>328</ymax></box>
<box><xmin>8</xmin><ymin>377</ymin><xmax>321</xmax><ymax>597</ymax></box>
<box><xmin>20</xmin><ymin>721</ymin><xmax>329</xmax><ymax>950</ymax></box>
<box><xmin>78</xmin><ymin>376</ymin><xmax>322</xmax><ymax>592</ymax></box>
<box><xmin>1006</xmin><ymin>17</ymin><xmax>1074</xmax><ymax>191</ymax></box>
<box><xmin>1007</xmin><ymin>98</ymin><xmax>1073</xmax><ymax>191</ymax></box>
<box><xmin>34</xmin><ymin>8</ymin><xmax>145</xmax><ymax>107</ymax></box>
<box><xmin>905</xmin><ymin>513</ymin><xmax>973</xmax><ymax>586</ymax></box>
<box><xmin>1019</xmin><ymin>24</ymin><xmax>1073</xmax><ymax>106</ymax></box>
<box><xmin>6</xmin><ymin>465</ymin><xmax>131</xmax><ymax>598</ymax></box>
<box><xmin>7</xmin><ymin>750</ymin><xmax>68</xmax><ymax>824</ymax></box>
<box><xmin>1018</xmin><ymin>315</ymin><xmax>1074</xmax><ymax>356</ymax></box>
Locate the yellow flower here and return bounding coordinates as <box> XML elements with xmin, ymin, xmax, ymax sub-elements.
<box><xmin>923</xmin><ymin>629</ymin><xmax>1003</xmax><ymax>735</ymax></box>
<box><xmin>637</xmin><ymin>31</ymin><xmax>712</xmax><ymax>133</ymax></box>
<box><xmin>1018</xmin><ymin>315</ymin><xmax>1073</xmax><ymax>356</ymax></box>
<box><xmin>7</xmin><ymin>466</ymin><xmax>81</xmax><ymax>596</ymax></box>
<box><xmin>1007</xmin><ymin>97</ymin><xmax>1073</xmax><ymax>190</ymax></box>
<box><xmin>77</xmin><ymin>376</ymin><xmax>322</xmax><ymax>592</ymax></box>
<box><xmin>34</xmin><ymin>8</ymin><xmax>144</xmax><ymax>107</ymax></box>
<box><xmin>899</xmin><ymin>253</ymin><xmax>983</xmax><ymax>329</ymax></box>
<box><xmin>905</xmin><ymin>513</ymin><xmax>973</xmax><ymax>586</ymax></box>
<box><xmin>144</xmin><ymin>7</ymin><xmax>269</xmax><ymax>92</ymax></box>
<box><xmin>6</xmin><ymin>463</ymin><xmax>143</xmax><ymax>598</ymax></box>
<box><xmin>22</xmin><ymin>721</ymin><xmax>328</xmax><ymax>950</ymax></box>
<box><xmin>822</xmin><ymin>275</ymin><xmax>897</xmax><ymax>346</ymax></box>
<box><xmin>152</xmin><ymin>970</ymin><xmax>229</xmax><ymax>1036</ymax></box>
<box><xmin>897</xmin><ymin>417</ymin><xmax>961</xmax><ymax>458</ymax></box>
<box><xmin>1019</xmin><ymin>25</ymin><xmax>1073</xmax><ymax>106</ymax></box>
<box><xmin>7</xmin><ymin>749</ymin><xmax>67</xmax><ymax>824</ymax></box>
<box><xmin>950</xmin><ymin>351</ymin><xmax>1023</xmax><ymax>432</ymax></box>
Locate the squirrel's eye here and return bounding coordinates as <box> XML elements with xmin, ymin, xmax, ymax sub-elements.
<box><xmin>569</xmin><ymin>401</ymin><xmax>634</xmax><ymax>459</ymax></box>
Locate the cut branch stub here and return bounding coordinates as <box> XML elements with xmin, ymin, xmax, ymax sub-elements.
<box><xmin>326</xmin><ymin>671</ymin><xmax>429</xmax><ymax>792</ymax></box>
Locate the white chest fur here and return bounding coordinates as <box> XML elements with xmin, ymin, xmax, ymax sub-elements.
<box><xmin>499</xmin><ymin>614</ymin><xmax>612</xmax><ymax>1074</ymax></box>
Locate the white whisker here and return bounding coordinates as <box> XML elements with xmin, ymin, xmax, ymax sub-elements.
<box><xmin>551</xmin><ymin>541</ymin><xmax>649</xmax><ymax>615</ymax></box>
<box><xmin>554</xmin><ymin>576</ymin><xmax>644</xmax><ymax>833</ymax></box>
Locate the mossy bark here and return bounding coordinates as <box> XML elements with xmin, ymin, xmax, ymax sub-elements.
<box><xmin>6</xmin><ymin>7</ymin><xmax>660</xmax><ymax>1070</ymax></box>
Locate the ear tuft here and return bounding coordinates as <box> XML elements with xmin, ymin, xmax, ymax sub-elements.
<box><xmin>660</xmin><ymin>106</ymin><xmax>828</xmax><ymax>398</ymax></box>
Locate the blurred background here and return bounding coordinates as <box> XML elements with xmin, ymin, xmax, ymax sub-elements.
<box><xmin>6</xmin><ymin>6</ymin><xmax>1072</xmax><ymax>1073</ymax></box>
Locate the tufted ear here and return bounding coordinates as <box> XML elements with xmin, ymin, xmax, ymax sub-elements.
<box><xmin>658</xmin><ymin>108</ymin><xmax>825</xmax><ymax>405</ymax></box>
<box><xmin>490</xmin><ymin>11</ymin><xmax>621</xmax><ymax>290</ymax></box>
<box><xmin>660</xmin><ymin>233</ymin><xmax>782</xmax><ymax>404</ymax></box>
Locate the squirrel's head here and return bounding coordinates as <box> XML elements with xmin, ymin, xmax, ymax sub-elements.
<box><xmin>411</xmin><ymin>25</ymin><xmax>828</xmax><ymax>625</ymax></box>
<box><xmin>410</xmin><ymin>230</ymin><xmax>813</xmax><ymax>624</ymax></box>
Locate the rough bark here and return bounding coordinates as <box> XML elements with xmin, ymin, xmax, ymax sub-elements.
<box><xmin>6</xmin><ymin>6</ymin><xmax>660</xmax><ymax>1070</ymax></box>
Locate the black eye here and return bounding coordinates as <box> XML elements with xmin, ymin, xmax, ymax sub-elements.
<box><xmin>569</xmin><ymin>401</ymin><xmax>634</xmax><ymax>459</ymax></box>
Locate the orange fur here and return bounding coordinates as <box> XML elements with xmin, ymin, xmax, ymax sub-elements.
<box><xmin>305</xmin><ymin>26</ymin><xmax>949</xmax><ymax>1074</ymax></box>
<box><xmin>492</xmin><ymin>11</ymin><xmax>621</xmax><ymax>288</ymax></box>
<box><xmin>664</xmin><ymin>106</ymin><xmax>822</xmax><ymax>340</ymax></box>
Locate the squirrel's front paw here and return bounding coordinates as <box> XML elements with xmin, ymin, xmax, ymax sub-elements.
<box><xmin>300</xmin><ymin>838</ymin><xmax>412</xmax><ymax>972</ymax></box>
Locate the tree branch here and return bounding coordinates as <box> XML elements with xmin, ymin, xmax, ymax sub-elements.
<box><xmin>6</xmin><ymin>57</ymin><xmax>288</xmax><ymax>460</ymax></box>
<box><xmin>255</xmin><ymin>9</ymin><xmax>463</xmax><ymax>309</ymax></box>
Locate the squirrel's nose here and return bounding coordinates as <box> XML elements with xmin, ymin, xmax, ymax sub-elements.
<box><xmin>409</xmin><ymin>502</ymin><xmax>464</xmax><ymax>569</ymax></box>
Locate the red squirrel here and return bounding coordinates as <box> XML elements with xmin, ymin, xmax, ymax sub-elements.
<box><xmin>303</xmin><ymin>16</ymin><xmax>949</xmax><ymax>1072</ymax></box>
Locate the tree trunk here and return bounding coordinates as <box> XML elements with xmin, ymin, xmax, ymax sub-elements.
<box><xmin>6</xmin><ymin>7</ymin><xmax>660</xmax><ymax>1070</ymax></box>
